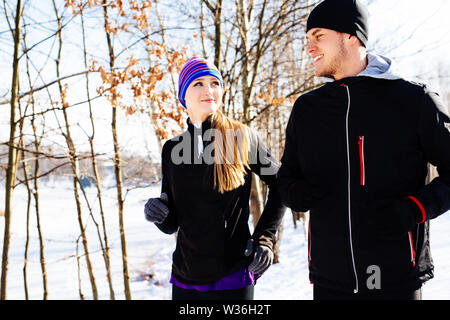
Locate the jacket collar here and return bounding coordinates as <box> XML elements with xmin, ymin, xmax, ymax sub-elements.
<box><xmin>324</xmin><ymin>52</ymin><xmax>402</xmax><ymax>88</ymax></box>
<box><xmin>357</xmin><ymin>53</ymin><xmax>401</xmax><ymax>80</ymax></box>
<box><xmin>186</xmin><ymin>114</ymin><xmax>214</xmax><ymax>136</ymax></box>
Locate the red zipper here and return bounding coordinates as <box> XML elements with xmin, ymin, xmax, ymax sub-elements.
<box><xmin>358</xmin><ymin>136</ymin><xmax>365</xmax><ymax>186</ymax></box>
<box><xmin>408</xmin><ymin>231</ymin><xmax>416</xmax><ymax>267</ymax></box>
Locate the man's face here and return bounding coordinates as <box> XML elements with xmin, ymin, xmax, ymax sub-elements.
<box><xmin>306</xmin><ymin>28</ymin><xmax>348</xmax><ymax>79</ymax></box>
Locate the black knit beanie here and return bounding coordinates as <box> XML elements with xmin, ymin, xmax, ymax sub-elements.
<box><xmin>306</xmin><ymin>0</ymin><xmax>369</xmax><ymax>47</ymax></box>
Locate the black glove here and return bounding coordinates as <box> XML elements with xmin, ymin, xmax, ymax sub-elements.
<box><xmin>144</xmin><ymin>192</ymin><xmax>169</xmax><ymax>224</ymax></box>
<box><xmin>287</xmin><ymin>180</ymin><xmax>326</xmax><ymax>212</ymax></box>
<box><xmin>367</xmin><ymin>197</ymin><xmax>422</xmax><ymax>238</ymax></box>
<box><xmin>244</xmin><ymin>239</ymin><xmax>273</xmax><ymax>275</ymax></box>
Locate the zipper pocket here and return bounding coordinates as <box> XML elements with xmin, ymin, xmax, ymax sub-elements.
<box><xmin>358</xmin><ymin>136</ymin><xmax>366</xmax><ymax>186</ymax></box>
<box><xmin>408</xmin><ymin>231</ymin><xmax>416</xmax><ymax>267</ymax></box>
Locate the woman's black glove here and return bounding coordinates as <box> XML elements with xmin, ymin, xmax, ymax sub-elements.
<box><xmin>244</xmin><ymin>239</ymin><xmax>273</xmax><ymax>275</ymax></box>
<box><xmin>144</xmin><ymin>192</ymin><xmax>169</xmax><ymax>224</ymax></box>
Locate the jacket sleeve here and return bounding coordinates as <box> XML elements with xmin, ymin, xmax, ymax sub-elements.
<box><xmin>248</xmin><ymin>129</ymin><xmax>287</xmax><ymax>250</ymax></box>
<box><xmin>154</xmin><ymin>141</ymin><xmax>179</xmax><ymax>235</ymax></box>
<box><xmin>276</xmin><ymin>100</ymin><xmax>308</xmax><ymax>212</ymax></box>
<box><xmin>408</xmin><ymin>88</ymin><xmax>450</xmax><ymax>222</ymax></box>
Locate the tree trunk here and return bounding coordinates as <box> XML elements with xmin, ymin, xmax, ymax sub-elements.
<box><xmin>80</xmin><ymin>7</ymin><xmax>115</xmax><ymax>300</ymax></box>
<box><xmin>53</xmin><ymin>0</ymin><xmax>98</xmax><ymax>300</ymax></box>
<box><xmin>426</xmin><ymin>163</ymin><xmax>438</xmax><ymax>184</ymax></box>
<box><xmin>235</xmin><ymin>0</ymin><xmax>267</xmax><ymax>228</ymax></box>
<box><xmin>1</xmin><ymin>0</ymin><xmax>23</xmax><ymax>300</ymax></box>
<box><xmin>103</xmin><ymin>2</ymin><xmax>132</xmax><ymax>300</ymax></box>
<box><xmin>213</xmin><ymin>0</ymin><xmax>222</xmax><ymax>72</ymax></box>
<box><xmin>202</xmin><ymin>0</ymin><xmax>222</xmax><ymax>72</ymax></box>
<box><xmin>111</xmin><ymin>106</ymin><xmax>131</xmax><ymax>300</ymax></box>
<box><xmin>23</xmin><ymin>26</ymin><xmax>48</xmax><ymax>299</ymax></box>
<box><xmin>20</xmin><ymin>140</ymin><xmax>32</xmax><ymax>300</ymax></box>
<box><xmin>250</xmin><ymin>174</ymin><xmax>263</xmax><ymax>227</ymax></box>
<box><xmin>272</xmin><ymin>222</ymin><xmax>283</xmax><ymax>264</ymax></box>
<box><xmin>33</xmin><ymin>145</ymin><xmax>48</xmax><ymax>299</ymax></box>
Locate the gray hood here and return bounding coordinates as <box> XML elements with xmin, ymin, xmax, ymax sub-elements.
<box><xmin>357</xmin><ymin>53</ymin><xmax>402</xmax><ymax>80</ymax></box>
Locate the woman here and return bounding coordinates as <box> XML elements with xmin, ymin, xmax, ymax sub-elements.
<box><xmin>144</xmin><ymin>57</ymin><xmax>286</xmax><ymax>300</ymax></box>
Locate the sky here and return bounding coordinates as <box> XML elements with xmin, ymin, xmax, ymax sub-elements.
<box><xmin>365</xmin><ymin>0</ymin><xmax>450</xmax><ymax>87</ymax></box>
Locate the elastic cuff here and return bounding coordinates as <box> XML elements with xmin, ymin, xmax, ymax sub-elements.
<box><xmin>406</xmin><ymin>196</ymin><xmax>426</xmax><ymax>224</ymax></box>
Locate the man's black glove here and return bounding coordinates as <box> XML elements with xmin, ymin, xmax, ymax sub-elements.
<box><xmin>144</xmin><ymin>192</ymin><xmax>169</xmax><ymax>224</ymax></box>
<box><xmin>244</xmin><ymin>239</ymin><xmax>273</xmax><ymax>275</ymax></box>
<box><xmin>367</xmin><ymin>197</ymin><xmax>422</xmax><ymax>238</ymax></box>
<box><xmin>286</xmin><ymin>180</ymin><xmax>326</xmax><ymax>212</ymax></box>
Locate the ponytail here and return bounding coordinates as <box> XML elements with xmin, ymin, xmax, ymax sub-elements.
<box><xmin>211</xmin><ymin>109</ymin><xmax>250</xmax><ymax>193</ymax></box>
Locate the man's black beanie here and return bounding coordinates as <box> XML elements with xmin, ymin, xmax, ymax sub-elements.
<box><xmin>306</xmin><ymin>0</ymin><xmax>369</xmax><ymax>47</ymax></box>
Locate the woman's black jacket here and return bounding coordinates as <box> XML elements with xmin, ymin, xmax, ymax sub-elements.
<box><xmin>155</xmin><ymin>116</ymin><xmax>286</xmax><ymax>285</ymax></box>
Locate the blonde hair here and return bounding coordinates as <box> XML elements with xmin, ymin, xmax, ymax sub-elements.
<box><xmin>211</xmin><ymin>109</ymin><xmax>250</xmax><ymax>193</ymax></box>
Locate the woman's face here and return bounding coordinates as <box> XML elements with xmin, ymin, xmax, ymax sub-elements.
<box><xmin>184</xmin><ymin>75</ymin><xmax>223</xmax><ymax>123</ymax></box>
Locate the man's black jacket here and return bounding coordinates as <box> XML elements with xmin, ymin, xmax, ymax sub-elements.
<box><xmin>277</xmin><ymin>72</ymin><xmax>450</xmax><ymax>294</ymax></box>
<box><xmin>155</xmin><ymin>116</ymin><xmax>286</xmax><ymax>285</ymax></box>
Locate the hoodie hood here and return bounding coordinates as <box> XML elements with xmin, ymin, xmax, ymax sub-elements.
<box><xmin>357</xmin><ymin>53</ymin><xmax>401</xmax><ymax>80</ymax></box>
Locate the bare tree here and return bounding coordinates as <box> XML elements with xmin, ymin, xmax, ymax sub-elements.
<box><xmin>201</xmin><ymin>0</ymin><xmax>223</xmax><ymax>72</ymax></box>
<box><xmin>79</xmin><ymin>5</ymin><xmax>115</xmax><ymax>300</ymax></box>
<box><xmin>21</xmin><ymin>19</ymin><xmax>49</xmax><ymax>299</ymax></box>
<box><xmin>1</xmin><ymin>0</ymin><xmax>23</xmax><ymax>300</ymax></box>
<box><xmin>101</xmin><ymin>0</ymin><xmax>131</xmax><ymax>300</ymax></box>
<box><xmin>53</xmin><ymin>0</ymin><xmax>99</xmax><ymax>300</ymax></box>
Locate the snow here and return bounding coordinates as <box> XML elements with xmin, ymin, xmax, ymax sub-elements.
<box><xmin>0</xmin><ymin>181</ymin><xmax>449</xmax><ymax>300</ymax></box>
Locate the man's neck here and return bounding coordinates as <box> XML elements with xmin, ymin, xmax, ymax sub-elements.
<box><xmin>334</xmin><ymin>50</ymin><xmax>368</xmax><ymax>80</ymax></box>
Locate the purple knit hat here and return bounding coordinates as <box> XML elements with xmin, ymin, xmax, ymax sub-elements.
<box><xmin>178</xmin><ymin>57</ymin><xmax>223</xmax><ymax>108</ymax></box>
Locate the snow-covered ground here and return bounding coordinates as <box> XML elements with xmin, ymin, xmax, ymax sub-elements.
<box><xmin>0</xmin><ymin>181</ymin><xmax>448</xmax><ymax>300</ymax></box>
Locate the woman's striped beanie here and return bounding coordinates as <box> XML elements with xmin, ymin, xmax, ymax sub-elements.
<box><xmin>178</xmin><ymin>57</ymin><xmax>223</xmax><ymax>108</ymax></box>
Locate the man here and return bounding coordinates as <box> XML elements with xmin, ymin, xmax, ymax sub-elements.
<box><xmin>277</xmin><ymin>0</ymin><xmax>450</xmax><ymax>300</ymax></box>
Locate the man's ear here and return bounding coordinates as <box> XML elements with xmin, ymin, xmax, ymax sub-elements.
<box><xmin>347</xmin><ymin>34</ymin><xmax>364</xmax><ymax>48</ymax></box>
<box><xmin>346</xmin><ymin>34</ymin><xmax>357</xmax><ymax>45</ymax></box>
